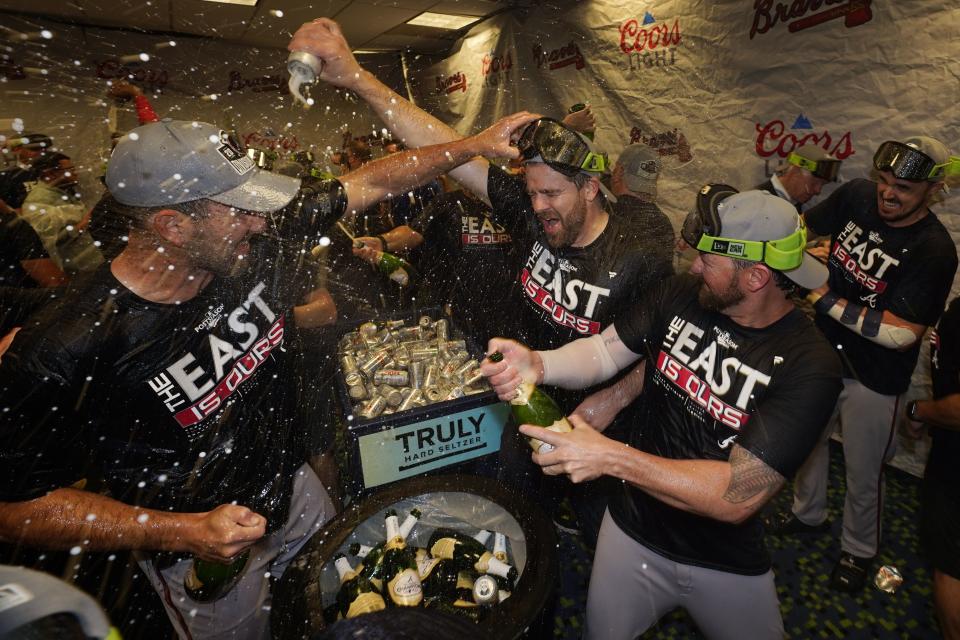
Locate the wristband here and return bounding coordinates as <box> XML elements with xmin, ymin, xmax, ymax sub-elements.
<box><xmin>376</xmin><ymin>234</ymin><xmax>389</xmax><ymax>251</ymax></box>
<box><xmin>840</xmin><ymin>302</ymin><xmax>863</xmax><ymax>325</ymax></box>
<box><xmin>813</xmin><ymin>290</ymin><xmax>840</xmax><ymax>315</ymax></box>
<box><xmin>862</xmin><ymin>308</ymin><xmax>883</xmax><ymax>337</ymax></box>
<box><xmin>907</xmin><ymin>400</ymin><xmax>920</xmax><ymax>421</ymax></box>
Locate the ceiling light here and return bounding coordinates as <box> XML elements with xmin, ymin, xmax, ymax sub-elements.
<box><xmin>203</xmin><ymin>0</ymin><xmax>259</xmax><ymax>6</ymax></box>
<box><xmin>406</xmin><ymin>12</ymin><xmax>481</xmax><ymax>30</ymax></box>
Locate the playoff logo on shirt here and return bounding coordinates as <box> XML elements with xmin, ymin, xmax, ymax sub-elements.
<box><xmin>655</xmin><ymin>315</ymin><xmax>773</xmax><ymax>429</ymax></box>
<box><xmin>829</xmin><ymin>221</ymin><xmax>900</xmax><ymax>293</ymax></box>
<box><xmin>146</xmin><ymin>282</ymin><xmax>285</xmax><ymax>435</ymax></box>
<box><xmin>461</xmin><ymin>214</ymin><xmax>510</xmax><ymax>246</ymax></box>
<box><xmin>519</xmin><ymin>241</ymin><xmax>610</xmax><ymax>335</ymax></box>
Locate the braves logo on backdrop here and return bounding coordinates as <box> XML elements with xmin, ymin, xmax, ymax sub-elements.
<box><xmin>147</xmin><ymin>282</ymin><xmax>285</xmax><ymax>437</ymax></box>
<box><xmin>461</xmin><ymin>215</ymin><xmax>510</xmax><ymax>246</ymax></box>
<box><xmin>532</xmin><ymin>41</ymin><xmax>585</xmax><ymax>71</ymax></box>
<box><xmin>756</xmin><ymin>113</ymin><xmax>855</xmax><ymax>161</ymax></box>
<box><xmin>829</xmin><ymin>221</ymin><xmax>900</xmax><ymax>293</ymax></box>
<box><xmin>629</xmin><ymin>128</ymin><xmax>693</xmax><ymax>164</ymax></box>
<box><xmin>435</xmin><ymin>71</ymin><xmax>467</xmax><ymax>95</ymax></box>
<box><xmin>226</xmin><ymin>70</ymin><xmax>285</xmax><ymax>93</ymax></box>
<box><xmin>751</xmin><ymin>0</ymin><xmax>873</xmax><ymax>39</ymax></box>
<box><xmin>619</xmin><ymin>11</ymin><xmax>681</xmax><ymax>71</ymax></box>
<box><xmin>520</xmin><ymin>242</ymin><xmax>609</xmax><ymax>335</ymax></box>
<box><xmin>656</xmin><ymin>316</ymin><xmax>773</xmax><ymax>429</ymax></box>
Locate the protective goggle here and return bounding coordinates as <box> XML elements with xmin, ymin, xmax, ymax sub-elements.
<box><xmin>873</xmin><ymin>140</ymin><xmax>960</xmax><ymax>181</ymax></box>
<box><xmin>517</xmin><ymin>117</ymin><xmax>609</xmax><ymax>174</ymax></box>
<box><xmin>681</xmin><ymin>185</ymin><xmax>808</xmax><ymax>271</ymax></box>
<box><xmin>787</xmin><ymin>152</ymin><xmax>841</xmax><ymax>182</ymax></box>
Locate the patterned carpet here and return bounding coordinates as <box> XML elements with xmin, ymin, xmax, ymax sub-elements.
<box><xmin>551</xmin><ymin>441</ymin><xmax>941</xmax><ymax>639</ymax></box>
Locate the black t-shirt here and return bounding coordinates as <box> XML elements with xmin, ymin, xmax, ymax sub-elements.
<box><xmin>0</xmin><ymin>167</ymin><xmax>32</xmax><ymax>209</ymax></box>
<box><xmin>0</xmin><ymin>212</ymin><xmax>47</xmax><ymax>288</ymax></box>
<box><xmin>0</xmin><ymin>180</ymin><xmax>346</xmax><ymax>539</ymax></box>
<box><xmin>610</xmin><ymin>195</ymin><xmax>675</xmax><ymax>264</ymax></box>
<box><xmin>805</xmin><ymin>178</ymin><xmax>957</xmax><ymax>395</ymax></box>
<box><xmin>487</xmin><ymin>166</ymin><xmax>675</xmax><ymax>415</ymax></box>
<box><xmin>487</xmin><ymin>166</ymin><xmax>674</xmax><ymax>347</ymax></box>
<box><xmin>610</xmin><ymin>275</ymin><xmax>843</xmax><ymax>575</ymax></box>
<box><xmin>927</xmin><ymin>297</ymin><xmax>960</xmax><ymax>485</ymax></box>
<box><xmin>409</xmin><ymin>190</ymin><xmax>520</xmax><ymax>346</ymax></box>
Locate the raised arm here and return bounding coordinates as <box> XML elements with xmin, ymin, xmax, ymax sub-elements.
<box><xmin>0</xmin><ymin>488</ymin><xmax>266</xmax><ymax>563</ymax></box>
<box><xmin>338</xmin><ymin>112</ymin><xmax>535</xmax><ymax>214</ymax></box>
<box><xmin>288</xmin><ymin>18</ymin><xmax>492</xmax><ymax>201</ymax></box>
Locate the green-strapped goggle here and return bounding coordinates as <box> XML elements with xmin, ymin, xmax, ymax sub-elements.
<box><xmin>873</xmin><ymin>140</ymin><xmax>960</xmax><ymax>182</ymax></box>
<box><xmin>787</xmin><ymin>151</ymin><xmax>841</xmax><ymax>182</ymax></box>
<box><xmin>517</xmin><ymin>117</ymin><xmax>609</xmax><ymax>175</ymax></box>
<box><xmin>681</xmin><ymin>184</ymin><xmax>808</xmax><ymax>271</ymax></box>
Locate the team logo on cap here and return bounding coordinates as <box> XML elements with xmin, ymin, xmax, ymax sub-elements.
<box><xmin>216</xmin><ymin>130</ymin><xmax>255</xmax><ymax>175</ymax></box>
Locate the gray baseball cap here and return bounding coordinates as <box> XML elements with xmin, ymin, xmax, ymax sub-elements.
<box><xmin>693</xmin><ymin>186</ymin><xmax>828</xmax><ymax>289</ymax></box>
<box><xmin>617</xmin><ymin>143</ymin><xmax>661</xmax><ymax>195</ymax></box>
<box><xmin>0</xmin><ymin>565</ymin><xmax>114</xmax><ymax>637</ymax></box>
<box><xmin>106</xmin><ymin>120</ymin><xmax>301</xmax><ymax>213</ymax></box>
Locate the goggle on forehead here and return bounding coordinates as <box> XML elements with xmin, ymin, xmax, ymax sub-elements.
<box><xmin>681</xmin><ymin>203</ymin><xmax>807</xmax><ymax>271</ymax></box>
<box><xmin>517</xmin><ymin>117</ymin><xmax>609</xmax><ymax>175</ymax></box>
<box><xmin>873</xmin><ymin>140</ymin><xmax>960</xmax><ymax>181</ymax></box>
<box><xmin>787</xmin><ymin>152</ymin><xmax>841</xmax><ymax>182</ymax></box>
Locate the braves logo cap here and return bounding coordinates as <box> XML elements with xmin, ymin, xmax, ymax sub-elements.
<box><xmin>106</xmin><ymin>119</ymin><xmax>300</xmax><ymax>213</ymax></box>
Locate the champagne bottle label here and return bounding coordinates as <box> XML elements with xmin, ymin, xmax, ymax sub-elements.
<box><xmin>527</xmin><ymin>418</ymin><xmax>573</xmax><ymax>453</ymax></box>
<box><xmin>387</xmin><ymin>568</ymin><xmax>423</xmax><ymax>606</ymax></box>
<box><xmin>416</xmin><ymin>551</ymin><xmax>441</xmax><ymax>580</ymax></box>
<box><xmin>345</xmin><ymin>591</ymin><xmax>386</xmax><ymax>619</ymax></box>
<box><xmin>389</xmin><ymin>268</ymin><xmax>410</xmax><ymax>286</ymax></box>
<box><xmin>493</xmin><ymin>532</ymin><xmax>508</xmax><ymax>563</ymax></box>
<box><xmin>430</xmin><ymin>538</ymin><xmax>457</xmax><ymax>561</ymax></box>
<box><xmin>456</xmin><ymin>571</ymin><xmax>475</xmax><ymax>591</ymax></box>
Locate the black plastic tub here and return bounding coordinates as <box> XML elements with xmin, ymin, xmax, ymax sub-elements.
<box><xmin>271</xmin><ymin>474</ymin><xmax>558</xmax><ymax>639</ymax></box>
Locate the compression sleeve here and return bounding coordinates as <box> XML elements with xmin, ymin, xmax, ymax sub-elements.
<box><xmin>539</xmin><ymin>326</ymin><xmax>642</xmax><ymax>389</ymax></box>
<box><xmin>811</xmin><ymin>289</ymin><xmax>920</xmax><ymax>350</ymax></box>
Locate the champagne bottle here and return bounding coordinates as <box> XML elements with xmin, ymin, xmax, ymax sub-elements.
<box><xmin>183</xmin><ymin>551</ymin><xmax>250</xmax><ymax>602</ymax></box>
<box><xmin>354</xmin><ymin>238</ymin><xmax>415</xmax><ymax>286</ymax></box>
<box><xmin>489</xmin><ymin>351</ymin><xmax>573</xmax><ymax>453</ymax></box>
<box><xmin>381</xmin><ymin>510</ymin><xmax>423</xmax><ymax>606</ymax></box>
<box><xmin>419</xmin><ymin>557</ymin><xmax>466</xmax><ymax>600</ymax></box>
<box><xmin>425</xmin><ymin>595</ymin><xmax>484</xmax><ymax>622</ymax></box>
<box><xmin>333</xmin><ymin>552</ymin><xmax>387</xmax><ymax>619</ymax></box>
<box><xmin>491</xmin><ymin>532</ymin><xmax>513</xmax><ymax>602</ymax></box>
<box><xmin>351</xmin><ymin>507</ymin><xmax>420</xmax><ymax>589</ymax></box>
<box><xmin>427</xmin><ymin>528</ymin><xmax>518</xmax><ymax>585</ymax></box>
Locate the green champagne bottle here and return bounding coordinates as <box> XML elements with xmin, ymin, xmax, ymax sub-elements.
<box><xmin>489</xmin><ymin>351</ymin><xmax>573</xmax><ymax>453</ymax></box>
<box><xmin>333</xmin><ymin>552</ymin><xmax>387</xmax><ymax>619</ymax></box>
<box><xmin>425</xmin><ymin>595</ymin><xmax>484</xmax><ymax>622</ymax></box>
<box><xmin>183</xmin><ymin>551</ymin><xmax>250</xmax><ymax>602</ymax></box>
<box><xmin>353</xmin><ymin>238</ymin><xmax>415</xmax><ymax>286</ymax></box>
<box><xmin>351</xmin><ymin>507</ymin><xmax>419</xmax><ymax>590</ymax></box>
<box><xmin>381</xmin><ymin>510</ymin><xmax>423</xmax><ymax>606</ymax></box>
<box><xmin>427</xmin><ymin>528</ymin><xmax>518</xmax><ymax>585</ymax></box>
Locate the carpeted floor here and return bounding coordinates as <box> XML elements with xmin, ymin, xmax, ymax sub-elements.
<box><xmin>551</xmin><ymin>440</ymin><xmax>942</xmax><ymax>639</ymax></box>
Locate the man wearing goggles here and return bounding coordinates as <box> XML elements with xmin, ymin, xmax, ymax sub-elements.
<box><xmin>289</xmin><ymin>19</ymin><xmax>674</xmax><ymax>548</ymax></box>
<box><xmin>757</xmin><ymin>143</ymin><xmax>841</xmax><ymax>210</ymax></box>
<box><xmin>768</xmin><ymin>135</ymin><xmax>959</xmax><ymax>594</ymax></box>
<box><xmin>479</xmin><ymin>186</ymin><xmax>841</xmax><ymax>639</ymax></box>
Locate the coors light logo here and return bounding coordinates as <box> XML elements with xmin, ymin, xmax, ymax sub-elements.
<box><xmin>481</xmin><ymin>49</ymin><xmax>512</xmax><ymax>88</ymax></box>
<box><xmin>755</xmin><ymin>113</ymin><xmax>855</xmax><ymax>160</ymax></box>
<box><xmin>629</xmin><ymin>128</ymin><xmax>693</xmax><ymax>164</ymax></box>
<box><xmin>751</xmin><ymin>0</ymin><xmax>874</xmax><ymax>39</ymax></box>
<box><xmin>619</xmin><ymin>11</ymin><xmax>681</xmax><ymax>71</ymax></box>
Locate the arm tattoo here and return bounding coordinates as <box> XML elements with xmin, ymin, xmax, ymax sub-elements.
<box><xmin>722</xmin><ymin>445</ymin><xmax>785</xmax><ymax>504</ymax></box>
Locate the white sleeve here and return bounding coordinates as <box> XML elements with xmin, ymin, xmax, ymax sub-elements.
<box><xmin>538</xmin><ymin>325</ymin><xmax>642</xmax><ymax>389</ymax></box>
